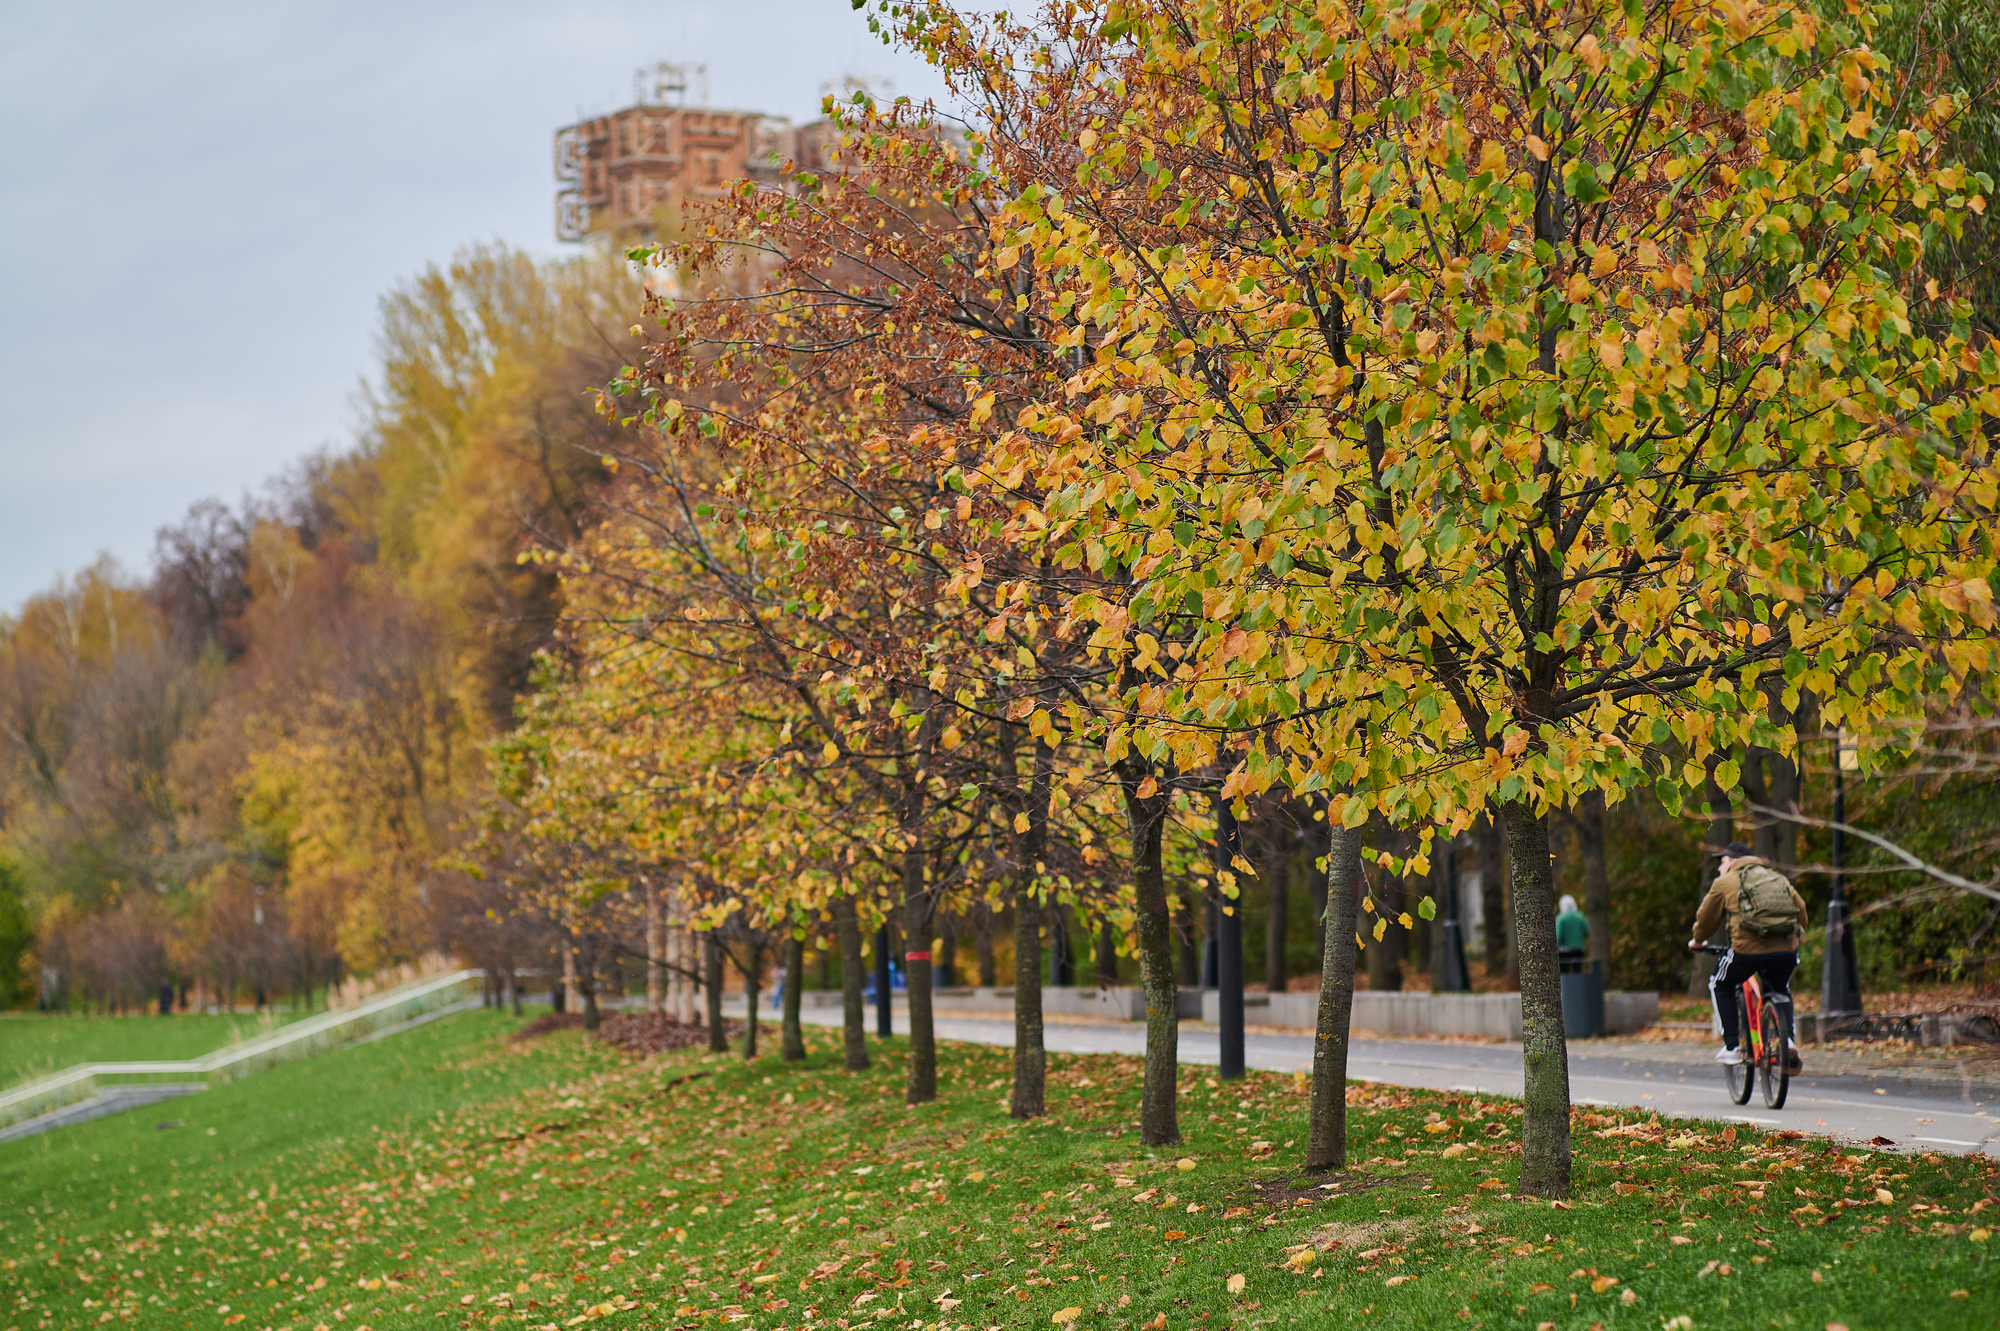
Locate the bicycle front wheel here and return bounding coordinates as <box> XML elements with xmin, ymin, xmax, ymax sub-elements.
<box><xmin>1760</xmin><ymin>1004</ymin><xmax>1790</xmax><ymax>1109</ymax></box>
<box><xmin>1727</xmin><ymin>994</ymin><xmax>1755</xmax><ymax>1104</ymax></box>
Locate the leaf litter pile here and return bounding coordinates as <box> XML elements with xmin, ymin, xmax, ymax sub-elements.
<box><xmin>2</xmin><ymin>1016</ymin><xmax>1994</xmax><ymax>1331</ymax></box>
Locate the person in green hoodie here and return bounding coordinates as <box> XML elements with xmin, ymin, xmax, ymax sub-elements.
<box><xmin>1556</xmin><ymin>894</ymin><xmax>1589</xmax><ymax>968</ymax></box>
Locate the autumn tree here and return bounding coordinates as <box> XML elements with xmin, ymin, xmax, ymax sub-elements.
<box><xmin>946</xmin><ymin>0</ymin><xmax>1999</xmax><ymax>1194</ymax></box>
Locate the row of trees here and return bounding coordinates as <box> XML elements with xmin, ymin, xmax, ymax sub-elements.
<box><xmin>5</xmin><ymin>0</ymin><xmax>1996</xmax><ymax>1204</ymax></box>
<box><xmin>0</xmin><ymin>247</ymin><xmax>643</xmax><ymax>1010</ymax></box>
<box><xmin>471</xmin><ymin>0</ymin><xmax>1999</xmax><ymax>1198</ymax></box>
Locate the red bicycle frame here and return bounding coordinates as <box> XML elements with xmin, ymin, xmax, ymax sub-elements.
<box><xmin>1740</xmin><ymin>972</ymin><xmax>1769</xmax><ymax>1063</ymax></box>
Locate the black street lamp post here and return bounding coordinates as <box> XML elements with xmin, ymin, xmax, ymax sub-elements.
<box><xmin>1821</xmin><ymin>732</ymin><xmax>1863</xmax><ymax>1016</ymax></box>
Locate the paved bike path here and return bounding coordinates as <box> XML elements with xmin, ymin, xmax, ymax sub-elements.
<box><xmin>794</xmin><ymin>1008</ymin><xmax>1999</xmax><ymax>1155</ymax></box>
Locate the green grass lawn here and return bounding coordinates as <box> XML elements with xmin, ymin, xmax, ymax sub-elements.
<box><xmin>1</xmin><ymin>1012</ymin><xmax>1993</xmax><ymax>1331</ymax></box>
<box><xmin>0</xmin><ymin>1013</ymin><xmax>314</xmax><ymax>1090</ymax></box>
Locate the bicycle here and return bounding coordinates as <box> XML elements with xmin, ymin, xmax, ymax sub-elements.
<box><xmin>1695</xmin><ymin>945</ymin><xmax>1792</xmax><ymax>1109</ymax></box>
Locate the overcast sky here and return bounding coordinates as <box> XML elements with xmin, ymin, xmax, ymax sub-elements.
<box><xmin>0</xmin><ymin>0</ymin><xmax>951</xmax><ymax>614</ymax></box>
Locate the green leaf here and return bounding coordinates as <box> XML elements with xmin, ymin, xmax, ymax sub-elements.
<box><xmin>1417</xmin><ymin>895</ymin><xmax>1437</xmax><ymax>921</ymax></box>
<box><xmin>1655</xmin><ymin>777</ymin><xmax>1684</xmax><ymax>818</ymax></box>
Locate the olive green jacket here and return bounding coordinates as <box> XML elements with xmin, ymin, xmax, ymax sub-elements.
<box><xmin>1691</xmin><ymin>857</ymin><xmax>1808</xmax><ymax>954</ymax></box>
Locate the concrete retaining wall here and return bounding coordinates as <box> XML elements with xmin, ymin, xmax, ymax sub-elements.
<box><xmin>1199</xmin><ymin>988</ymin><xmax>1658</xmax><ymax>1038</ymax></box>
<box><xmin>787</xmin><ymin>983</ymin><xmax>1658</xmax><ymax>1038</ymax></box>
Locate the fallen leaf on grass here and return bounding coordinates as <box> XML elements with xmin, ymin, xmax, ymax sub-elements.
<box><xmin>1620</xmin><ymin>1289</ymin><xmax>1639</xmax><ymax>1305</ymax></box>
<box><xmin>1052</xmin><ymin>1308</ymin><xmax>1081</xmax><ymax>1325</ymax></box>
<box><xmin>1225</xmin><ymin>1274</ymin><xmax>1246</xmax><ymax>1295</ymax></box>
<box><xmin>1669</xmin><ymin>1234</ymin><xmax>1694</xmax><ymax>1245</ymax></box>
<box><xmin>1530</xmin><ymin>1283</ymin><xmax>1553</xmax><ymax>1294</ymax></box>
<box><xmin>1589</xmin><ymin>1277</ymin><xmax>1619</xmax><ymax>1294</ymax></box>
<box><xmin>1441</xmin><ymin>1144</ymin><xmax>1469</xmax><ymax>1158</ymax></box>
<box><xmin>1284</xmin><ymin>1249</ymin><xmax>1317</xmax><ymax>1272</ymax></box>
<box><xmin>1163</xmin><ymin>1230</ymin><xmax>1186</xmax><ymax>1241</ymax></box>
<box><xmin>1176</xmin><ymin>1158</ymin><xmax>1197</xmax><ymax>1171</ymax></box>
<box><xmin>1384</xmin><ymin>1275</ymin><xmax>1415</xmax><ymax>1287</ymax></box>
<box><xmin>1478</xmin><ymin>1180</ymin><xmax>1505</xmax><ymax>1190</ymax></box>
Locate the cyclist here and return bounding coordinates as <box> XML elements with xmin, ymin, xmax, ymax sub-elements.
<box><xmin>1688</xmin><ymin>840</ymin><xmax>1808</xmax><ymax>1068</ymax></box>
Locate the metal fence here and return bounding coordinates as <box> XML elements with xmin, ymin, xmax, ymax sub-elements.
<box><xmin>0</xmin><ymin>969</ymin><xmax>484</xmax><ymax>1132</ymax></box>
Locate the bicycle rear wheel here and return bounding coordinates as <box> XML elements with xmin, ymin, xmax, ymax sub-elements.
<box><xmin>1760</xmin><ymin>1004</ymin><xmax>1790</xmax><ymax>1109</ymax></box>
<box><xmin>1727</xmin><ymin>994</ymin><xmax>1755</xmax><ymax>1104</ymax></box>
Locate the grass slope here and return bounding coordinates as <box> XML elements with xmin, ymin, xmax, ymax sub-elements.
<box><xmin>2</xmin><ymin>1012</ymin><xmax>1994</xmax><ymax>1331</ymax></box>
<box><xmin>0</xmin><ymin>1014</ymin><xmax>311</xmax><ymax>1090</ymax></box>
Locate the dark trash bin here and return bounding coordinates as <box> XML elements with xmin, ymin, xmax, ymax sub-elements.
<box><xmin>1560</xmin><ymin>957</ymin><xmax>1604</xmax><ymax>1038</ymax></box>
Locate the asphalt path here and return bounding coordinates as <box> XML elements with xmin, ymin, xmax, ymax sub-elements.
<box><xmin>794</xmin><ymin>1007</ymin><xmax>1999</xmax><ymax>1155</ymax></box>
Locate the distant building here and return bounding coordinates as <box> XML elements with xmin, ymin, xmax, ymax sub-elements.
<box><xmin>554</xmin><ymin>62</ymin><xmax>848</xmax><ymax>242</ymax></box>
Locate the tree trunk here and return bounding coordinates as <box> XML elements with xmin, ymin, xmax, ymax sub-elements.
<box><xmin>1123</xmin><ymin>763</ymin><xmax>1179</xmax><ymax>1146</ymax></box>
<box><xmin>704</xmin><ymin>933</ymin><xmax>727</xmax><ymax>1053</ymax></box>
<box><xmin>976</xmin><ymin>911</ymin><xmax>997</xmax><ymax>987</ymax></box>
<box><xmin>646</xmin><ymin>882</ymin><xmax>664</xmax><ymax>1014</ymax></box>
<box><xmin>1746</xmin><ymin>740</ymin><xmax>1802</xmax><ymax>872</ymax></box>
<box><xmin>833</xmin><ymin>895</ymin><xmax>869</xmax><ymax>1071</ymax></box>
<box><xmin>581</xmin><ymin>971</ymin><xmax>600</xmax><ymax>1032</ymax></box>
<box><xmin>937</xmin><ymin>925</ymin><xmax>957</xmax><ymax>989</ymax></box>
<box><xmin>1009</xmin><ymin>732</ymin><xmax>1054</xmax><ymax>1119</ymax></box>
<box><xmin>1174</xmin><ymin>882</ymin><xmax>1201</xmax><ymax>985</ymax></box>
<box><xmin>1047</xmin><ymin>903</ymin><xmax>1073</xmax><ymax>986</ymax></box>
<box><xmin>1265</xmin><ymin>809</ymin><xmax>1290</xmax><ymax>993</ymax></box>
<box><xmin>1688</xmin><ymin>764</ymin><xmax>1735</xmax><ymax>997</ymax></box>
<box><xmin>560</xmin><ymin>934</ymin><xmax>579</xmax><ymax>1015</ymax></box>
<box><xmin>1306</xmin><ymin>820</ymin><xmax>1363</xmax><ymax>1172</ymax></box>
<box><xmin>905</xmin><ymin>844</ymin><xmax>938</xmax><ymax>1105</ymax></box>
<box><xmin>1477</xmin><ymin>815</ymin><xmax>1508</xmax><ymax>979</ymax></box>
<box><xmin>741</xmin><ymin>939</ymin><xmax>761</xmax><ymax>1060</ymax></box>
<box><xmin>1503</xmin><ymin>801</ymin><xmax>1571</xmax><ymax>1198</ymax></box>
<box><xmin>1096</xmin><ymin>918</ymin><xmax>1117</xmax><ymax>987</ymax></box>
<box><xmin>782</xmin><ymin>932</ymin><xmax>806</xmax><ymax>1061</ymax></box>
<box><xmin>675</xmin><ymin>921</ymin><xmax>697</xmax><ymax>1024</ymax></box>
<box><xmin>1366</xmin><ymin>821</ymin><xmax>1405</xmax><ymax>992</ymax></box>
<box><xmin>1574</xmin><ymin>790</ymin><xmax>1613</xmax><ymax>983</ymax></box>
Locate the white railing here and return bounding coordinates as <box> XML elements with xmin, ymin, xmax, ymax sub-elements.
<box><xmin>0</xmin><ymin>969</ymin><xmax>484</xmax><ymax>1131</ymax></box>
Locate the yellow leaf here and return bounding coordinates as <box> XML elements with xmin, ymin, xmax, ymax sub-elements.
<box><xmin>1225</xmin><ymin>1273</ymin><xmax>1246</xmax><ymax>1295</ymax></box>
<box><xmin>1590</xmin><ymin>1276</ymin><xmax>1620</xmax><ymax>1293</ymax></box>
<box><xmin>1137</xmin><ymin>775</ymin><xmax>1159</xmax><ymax>799</ymax></box>
<box><xmin>1175</xmin><ymin>1157</ymin><xmax>1197</xmax><ymax>1171</ymax></box>
<box><xmin>1285</xmin><ymin>1248</ymin><xmax>1317</xmax><ymax>1271</ymax></box>
<box><xmin>1384</xmin><ymin>1274</ymin><xmax>1415</xmax><ymax>1287</ymax></box>
<box><xmin>1014</xmin><ymin>812</ymin><xmax>1031</xmax><ymax>833</ymax></box>
<box><xmin>822</xmin><ymin>742</ymin><xmax>839</xmax><ymax>763</ymax></box>
<box><xmin>1052</xmin><ymin>1307</ymin><xmax>1082</xmax><ymax>1325</ymax></box>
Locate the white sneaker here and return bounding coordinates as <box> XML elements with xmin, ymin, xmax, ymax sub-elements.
<box><xmin>1714</xmin><ymin>1046</ymin><xmax>1744</xmax><ymax>1065</ymax></box>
